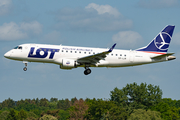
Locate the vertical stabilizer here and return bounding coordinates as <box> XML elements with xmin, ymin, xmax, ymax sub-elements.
<box><xmin>136</xmin><ymin>25</ymin><xmax>175</xmax><ymax>53</ymax></box>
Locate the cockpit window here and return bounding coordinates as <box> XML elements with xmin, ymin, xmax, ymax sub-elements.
<box><xmin>14</xmin><ymin>46</ymin><xmax>18</xmax><ymax>49</ymax></box>
<box><xmin>18</xmin><ymin>46</ymin><xmax>22</xmax><ymax>49</ymax></box>
<box><xmin>14</xmin><ymin>46</ymin><xmax>22</xmax><ymax>49</ymax></box>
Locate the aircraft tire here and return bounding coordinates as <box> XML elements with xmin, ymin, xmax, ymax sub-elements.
<box><xmin>84</xmin><ymin>69</ymin><xmax>91</xmax><ymax>75</ymax></box>
<box><xmin>23</xmin><ymin>67</ymin><xmax>27</xmax><ymax>71</ymax></box>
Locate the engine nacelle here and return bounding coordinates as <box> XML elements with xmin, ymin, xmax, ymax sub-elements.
<box><xmin>60</xmin><ymin>59</ymin><xmax>76</xmax><ymax>69</ymax></box>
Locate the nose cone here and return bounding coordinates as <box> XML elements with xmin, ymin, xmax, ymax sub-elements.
<box><xmin>4</xmin><ymin>51</ymin><xmax>11</xmax><ymax>58</ymax></box>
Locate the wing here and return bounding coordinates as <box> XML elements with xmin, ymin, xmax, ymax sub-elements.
<box><xmin>77</xmin><ymin>44</ymin><xmax>116</xmax><ymax>64</ymax></box>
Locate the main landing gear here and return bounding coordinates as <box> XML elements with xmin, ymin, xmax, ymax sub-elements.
<box><xmin>84</xmin><ymin>67</ymin><xmax>91</xmax><ymax>75</ymax></box>
<box><xmin>23</xmin><ymin>61</ymin><xmax>28</xmax><ymax>71</ymax></box>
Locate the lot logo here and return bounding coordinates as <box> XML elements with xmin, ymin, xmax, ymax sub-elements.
<box><xmin>154</xmin><ymin>32</ymin><xmax>171</xmax><ymax>50</ymax></box>
<box><xmin>28</xmin><ymin>47</ymin><xmax>59</xmax><ymax>59</ymax></box>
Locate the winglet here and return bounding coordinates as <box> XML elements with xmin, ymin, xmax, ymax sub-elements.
<box><xmin>108</xmin><ymin>43</ymin><xmax>116</xmax><ymax>52</ymax></box>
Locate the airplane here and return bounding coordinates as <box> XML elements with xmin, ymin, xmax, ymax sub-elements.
<box><xmin>4</xmin><ymin>25</ymin><xmax>176</xmax><ymax>75</ymax></box>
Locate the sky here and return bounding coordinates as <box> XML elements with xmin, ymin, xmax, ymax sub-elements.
<box><xmin>1</xmin><ymin>0</ymin><xmax>180</xmax><ymax>102</ymax></box>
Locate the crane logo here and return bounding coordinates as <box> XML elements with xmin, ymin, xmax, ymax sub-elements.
<box><xmin>154</xmin><ymin>32</ymin><xmax>171</xmax><ymax>50</ymax></box>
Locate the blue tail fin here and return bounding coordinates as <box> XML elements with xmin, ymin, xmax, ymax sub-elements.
<box><xmin>136</xmin><ymin>25</ymin><xmax>175</xmax><ymax>53</ymax></box>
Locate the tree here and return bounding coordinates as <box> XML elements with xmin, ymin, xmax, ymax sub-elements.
<box><xmin>6</xmin><ymin>109</ymin><xmax>18</xmax><ymax>120</ymax></box>
<box><xmin>2</xmin><ymin>98</ymin><xmax>15</xmax><ymax>109</ymax></box>
<box><xmin>50</xmin><ymin>98</ymin><xmax>58</xmax><ymax>102</ymax></box>
<box><xmin>110</xmin><ymin>82</ymin><xmax>162</xmax><ymax>110</ymax></box>
<box><xmin>150</xmin><ymin>102</ymin><xmax>179</xmax><ymax>120</ymax></box>
<box><xmin>39</xmin><ymin>114</ymin><xmax>58</xmax><ymax>120</ymax></box>
<box><xmin>27</xmin><ymin>111</ymin><xmax>38</xmax><ymax>119</ymax></box>
<box><xmin>70</xmin><ymin>97</ymin><xmax>78</xmax><ymax>105</ymax></box>
<box><xmin>41</xmin><ymin>110</ymin><xmax>60</xmax><ymax>119</ymax></box>
<box><xmin>128</xmin><ymin>109</ymin><xmax>162</xmax><ymax>120</ymax></box>
<box><xmin>57</xmin><ymin>99</ymin><xmax>70</xmax><ymax>110</ymax></box>
<box><xmin>85</xmin><ymin>99</ymin><xmax>127</xmax><ymax>119</ymax></box>
<box><xmin>69</xmin><ymin>99</ymin><xmax>88</xmax><ymax>120</ymax></box>
<box><xmin>58</xmin><ymin>110</ymin><xmax>69</xmax><ymax>120</ymax></box>
<box><xmin>39</xmin><ymin>98</ymin><xmax>49</xmax><ymax>107</ymax></box>
<box><xmin>109</xmin><ymin>105</ymin><xmax>128</xmax><ymax>120</ymax></box>
<box><xmin>18</xmin><ymin>109</ymin><xmax>28</xmax><ymax>120</ymax></box>
<box><xmin>0</xmin><ymin>111</ymin><xmax>9</xmax><ymax>120</ymax></box>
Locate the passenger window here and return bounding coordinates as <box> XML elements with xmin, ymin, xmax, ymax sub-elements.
<box><xmin>116</xmin><ymin>54</ymin><xmax>118</xmax><ymax>56</ymax></box>
<box><xmin>111</xmin><ymin>54</ymin><xmax>113</xmax><ymax>56</ymax></box>
<box><xmin>70</xmin><ymin>51</ymin><xmax>72</xmax><ymax>53</ymax></box>
<box><xmin>84</xmin><ymin>52</ymin><xmax>86</xmax><ymax>54</ymax></box>
<box><xmin>66</xmin><ymin>51</ymin><xmax>68</xmax><ymax>53</ymax></box>
<box><xmin>89</xmin><ymin>52</ymin><xmax>91</xmax><ymax>54</ymax></box>
<box><xmin>79</xmin><ymin>51</ymin><xmax>81</xmax><ymax>53</ymax></box>
<box><xmin>93</xmin><ymin>52</ymin><xmax>95</xmax><ymax>54</ymax></box>
<box><xmin>75</xmin><ymin>51</ymin><xmax>77</xmax><ymax>53</ymax></box>
<box><xmin>62</xmin><ymin>50</ymin><xmax>64</xmax><ymax>52</ymax></box>
<box><xmin>120</xmin><ymin>54</ymin><xmax>122</xmax><ymax>56</ymax></box>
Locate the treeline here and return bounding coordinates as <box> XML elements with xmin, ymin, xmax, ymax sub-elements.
<box><xmin>0</xmin><ymin>82</ymin><xmax>180</xmax><ymax>120</ymax></box>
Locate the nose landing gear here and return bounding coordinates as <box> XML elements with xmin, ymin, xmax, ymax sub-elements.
<box><xmin>84</xmin><ymin>67</ymin><xmax>91</xmax><ymax>75</ymax></box>
<box><xmin>23</xmin><ymin>61</ymin><xmax>28</xmax><ymax>71</ymax></box>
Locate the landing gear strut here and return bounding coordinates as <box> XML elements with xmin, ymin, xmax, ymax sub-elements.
<box><xmin>84</xmin><ymin>67</ymin><xmax>91</xmax><ymax>75</ymax></box>
<box><xmin>23</xmin><ymin>61</ymin><xmax>28</xmax><ymax>71</ymax></box>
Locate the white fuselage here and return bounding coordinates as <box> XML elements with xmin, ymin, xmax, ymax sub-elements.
<box><xmin>4</xmin><ymin>43</ymin><xmax>169</xmax><ymax>69</ymax></box>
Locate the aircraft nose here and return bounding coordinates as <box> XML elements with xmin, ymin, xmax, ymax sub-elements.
<box><xmin>4</xmin><ymin>51</ymin><xmax>11</xmax><ymax>58</ymax></box>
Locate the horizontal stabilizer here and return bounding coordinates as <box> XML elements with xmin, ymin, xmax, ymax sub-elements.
<box><xmin>151</xmin><ymin>53</ymin><xmax>175</xmax><ymax>59</ymax></box>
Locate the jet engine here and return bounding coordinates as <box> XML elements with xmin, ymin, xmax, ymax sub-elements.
<box><xmin>60</xmin><ymin>59</ymin><xmax>77</xmax><ymax>69</ymax></box>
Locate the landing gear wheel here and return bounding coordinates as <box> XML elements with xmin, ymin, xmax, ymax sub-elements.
<box><xmin>23</xmin><ymin>61</ymin><xmax>28</xmax><ymax>71</ymax></box>
<box><xmin>84</xmin><ymin>69</ymin><xmax>91</xmax><ymax>75</ymax></box>
<box><xmin>23</xmin><ymin>67</ymin><xmax>27</xmax><ymax>71</ymax></box>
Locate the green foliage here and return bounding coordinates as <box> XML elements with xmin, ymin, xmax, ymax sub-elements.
<box><xmin>58</xmin><ymin>110</ymin><xmax>69</xmax><ymax>120</ymax></box>
<box><xmin>41</xmin><ymin>109</ymin><xmax>60</xmax><ymax>119</ymax></box>
<box><xmin>15</xmin><ymin>101</ymin><xmax>38</xmax><ymax>111</ymax></box>
<box><xmin>110</xmin><ymin>82</ymin><xmax>162</xmax><ymax>111</ymax></box>
<box><xmin>39</xmin><ymin>98</ymin><xmax>49</xmax><ymax>107</ymax></box>
<box><xmin>6</xmin><ymin>109</ymin><xmax>18</xmax><ymax>120</ymax></box>
<box><xmin>0</xmin><ymin>82</ymin><xmax>180</xmax><ymax>119</ymax></box>
<box><xmin>39</xmin><ymin>114</ymin><xmax>58</xmax><ymax>120</ymax></box>
<box><xmin>128</xmin><ymin>109</ymin><xmax>162</xmax><ymax>120</ymax></box>
<box><xmin>109</xmin><ymin>105</ymin><xmax>128</xmax><ymax>120</ymax></box>
<box><xmin>150</xmin><ymin>102</ymin><xmax>180</xmax><ymax>120</ymax></box>
<box><xmin>1</xmin><ymin>98</ymin><xmax>15</xmax><ymax>109</ymax></box>
<box><xmin>69</xmin><ymin>99</ymin><xmax>88</xmax><ymax>119</ymax></box>
<box><xmin>27</xmin><ymin>111</ymin><xmax>38</xmax><ymax>119</ymax></box>
<box><xmin>0</xmin><ymin>111</ymin><xmax>9</xmax><ymax>120</ymax></box>
<box><xmin>57</xmin><ymin>99</ymin><xmax>70</xmax><ymax>110</ymax></box>
<box><xmin>18</xmin><ymin>109</ymin><xmax>28</xmax><ymax>120</ymax></box>
<box><xmin>86</xmin><ymin>98</ymin><xmax>127</xmax><ymax>119</ymax></box>
<box><xmin>31</xmin><ymin>109</ymin><xmax>41</xmax><ymax>117</ymax></box>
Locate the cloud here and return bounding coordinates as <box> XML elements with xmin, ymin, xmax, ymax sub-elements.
<box><xmin>0</xmin><ymin>21</ymin><xmax>42</xmax><ymax>41</ymax></box>
<box><xmin>112</xmin><ymin>31</ymin><xmax>143</xmax><ymax>49</ymax></box>
<box><xmin>54</xmin><ymin>3</ymin><xmax>132</xmax><ymax>32</ymax></box>
<box><xmin>0</xmin><ymin>0</ymin><xmax>12</xmax><ymax>16</ymax></box>
<box><xmin>138</xmin><ymin>0</ymin><xmax>179</xmax><ymax>8</ymax></box>
<box><xmin>85</xmin><ymin>3</ymin><xmax>120</xmax><ymax>17</ymax></box>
